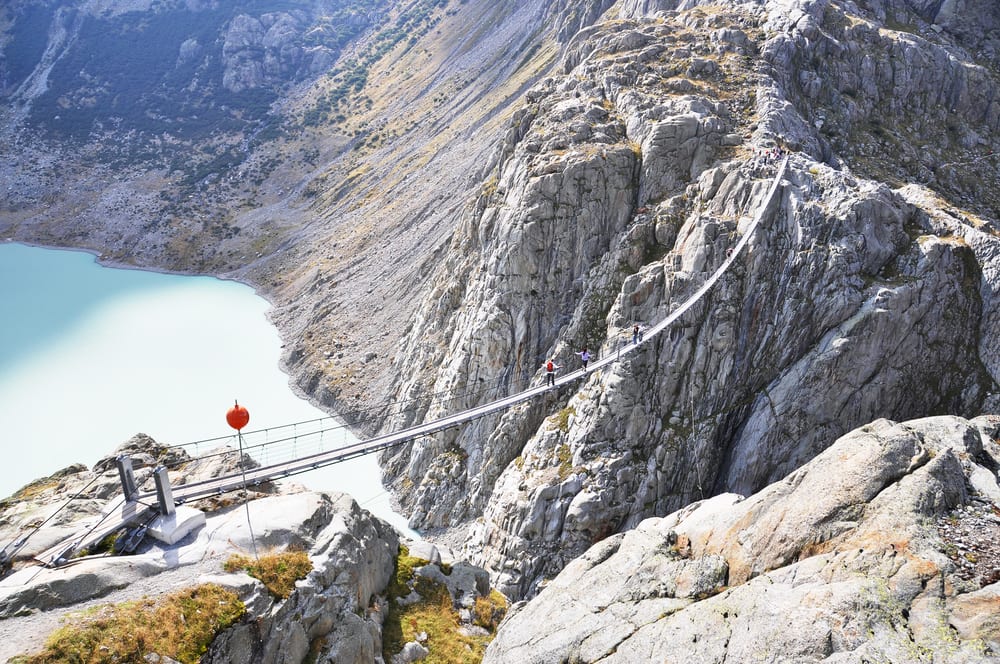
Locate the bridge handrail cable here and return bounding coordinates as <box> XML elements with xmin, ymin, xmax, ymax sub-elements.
<box><xmin>143</xmin><ymin>157</ymin><xmax>789</xmax><ymax>503</ymax></box>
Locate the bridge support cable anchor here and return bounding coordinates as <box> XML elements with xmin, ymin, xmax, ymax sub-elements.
<box><xmin>116</xmin><ymin>455</ymin><xmax>139</xmax><ymax>503</ymax></box>
<box><xmin>153</xmin><ymin>466</ymin><xmax>176</xmax><ymax>517</ymax></box>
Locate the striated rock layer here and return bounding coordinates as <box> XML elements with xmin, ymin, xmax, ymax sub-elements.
<box><xmin>484</xmin><ymin>415</ymin><xmax>1000</xmax><ymax>662</ymax></box>
<box><xmin>377</xmin><ymin>0</ymin><xmax>1000</xmax><ymax>600</ymax></box>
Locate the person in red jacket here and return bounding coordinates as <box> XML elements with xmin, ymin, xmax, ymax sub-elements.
<box><xmin>544</xmin><ymin>358</ymin><xmax>561</xmax><ymax>386</ymax></box>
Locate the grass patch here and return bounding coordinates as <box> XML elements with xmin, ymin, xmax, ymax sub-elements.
<box><xmin>473</xmin><ymin>590</ymin><xmax>508</xmax><ymax>631</ymax></box>
<box><xmin>0</xmin><ymin>477</ymin><xmax>64</xmax><ymax>507</ymax></box>
<box><xmin>550</xmin><ymin>405</ymin><xmax>576</xmax><ymax>433</ymax></box>
<box><xmin>382</xmin><ymin>546</ymin><xmax>496</xmax><ymax>663</ymax></box>
<box><xmin>11</xmin><ymin>584</ymin><xmax>245</xmax><ymax>664</ymax></box>
<box><xmin>223</xmin><ymin>549</ymin><xmax>313</xmax><ymax>599</ymax></box>
<box><xmin>556</xmin><ymin>443</ymin><xmax>574</xmax><ymax>481</ymax></box>
<box><xmin>480</xmin><ymin>173</ymin><xmax>499</xmax><ymax>199</ymax></box>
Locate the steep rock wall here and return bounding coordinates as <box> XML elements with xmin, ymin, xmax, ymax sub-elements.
<box><xmin>0</xmin><ymin>0</ymin><xmax>618</xmax><ymax>436</ymax></box>
<box><xmin>379</xmin><ymin>0</ymin><xmax>1000</xmax><ymax>600</ymax></box>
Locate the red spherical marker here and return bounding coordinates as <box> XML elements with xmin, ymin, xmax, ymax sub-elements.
<box><xmin>226</xmin><ymin>401</ymin><xmax>250</xmax><ymax>431</ymax></box>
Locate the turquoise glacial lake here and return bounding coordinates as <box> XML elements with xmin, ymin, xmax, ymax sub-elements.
<box><xmin>0</xmin><ymin>243</ymin><xmax>410</xmax><ymax>534</ymax></box>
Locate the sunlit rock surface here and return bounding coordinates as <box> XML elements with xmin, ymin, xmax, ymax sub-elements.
<box><xmin>484</xmin><ymin>415</ymin><xmax>1000</xmax><ymax>662</ymax></box>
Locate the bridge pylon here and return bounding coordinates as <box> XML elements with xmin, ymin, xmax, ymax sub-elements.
<box><xmin>115</xmin><ymin>455</ymin><xmax>138</xmax><ymax>502</ymax></box>
<box><xmin>153</xmin><ymin>466</ymin><xmax>175</xmax><ymax>516</ymax></box>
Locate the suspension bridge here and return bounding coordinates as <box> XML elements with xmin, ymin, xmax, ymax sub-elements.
<box><xmin>4</xmin><ymin>157</ymin><xmax>790</xmax><ymax>570</ymax></box>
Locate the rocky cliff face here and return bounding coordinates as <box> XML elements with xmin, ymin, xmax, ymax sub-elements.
<box><xmin>3</xmin><ymin>0</ymin><xmax>999</xmax><ymax>640</ymax></box>
<box><xmin>484</xmin><ymin>415</ymin><xmax>1000</xmax><ymax>662</ymax></box>
<box><xmin>0</xmin><ymin>0</ymin><xmax>600</xmax><ymax>427</ymax></box>
<box><xmin>377</xmin><ymin>0</ymin><xmax>1000</xmax><ymax>601</ymax></box>
<box><xmin>200</xmin><ymin>492</ymin><xmax>399</xmax><ymax>664</ymax></box>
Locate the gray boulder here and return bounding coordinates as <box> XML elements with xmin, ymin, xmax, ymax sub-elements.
<box><xmin>0</xmin><ymin>486</ymin><xmax>400</xmax><ymax>662</ymax></box>
<box><xmin>484</xmin><ymin>415</ymin><xmax>1000</xmax><ymax>663</ymax></box>
<box><xmin>203</xmin><ymin>492</ymin><xmax>399</xmax><ymax>664</ymax></box>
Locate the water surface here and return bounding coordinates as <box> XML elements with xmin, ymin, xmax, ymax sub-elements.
<box><xmin>0</xmin><ymin>243</ymin><xmax>410</xmax><ymax>534</ymax></box>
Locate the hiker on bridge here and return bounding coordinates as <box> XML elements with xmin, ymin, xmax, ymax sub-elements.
<box><xmin>545</xmin><ymin>358</ymin><xmax>561</xmax><ymax>387</ymax></box>
<box><xmin>632</xmin><ymin>324</ymin><xmax>643</xmax><ymax>345</ymax></box>
<box><xmin>576</xmin><ymin>347</ymin><xmax>592</xmax><ymax>371</ymax></box>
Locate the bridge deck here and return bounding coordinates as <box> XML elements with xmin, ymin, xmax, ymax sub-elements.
<box><xmin>135</xmin><ymin>157</ymin><xmax>789</xmax><ymax>509</ymax></box>
<box><xmin>31</xmin><ymin>158</ymin><xmax>788</xmax><ymax>567</ymax></box>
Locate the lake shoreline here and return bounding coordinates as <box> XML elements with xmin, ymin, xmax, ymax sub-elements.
<box><xmin>0</xmin><ymin>242</ymin><xmax>408</xmax><ymax>533</ymax></box>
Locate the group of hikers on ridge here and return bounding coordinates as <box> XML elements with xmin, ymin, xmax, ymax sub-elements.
<box><xmin>543</xmin><ymin>324</ymin><xmax>642</xmax><ymax>387</ymax></box>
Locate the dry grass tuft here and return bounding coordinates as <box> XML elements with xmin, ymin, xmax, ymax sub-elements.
<box><xmin>223</xmin><ymin>548</ymin><xmax>313</xmax><ymax>599</ymax></box>
<box><xmin>382</xmin><ymin>546</ymin><xmax>502</xmax><ymax>663</ymax></box>
<box><xmin>10</xmin><ymin>584</ymin><xmax>245</xmax><ymax>664</ymax></box>
<box><xmin>473</xmin><ymin>590</ymin><xmax>508</xmax><ymax>632</ymax></box>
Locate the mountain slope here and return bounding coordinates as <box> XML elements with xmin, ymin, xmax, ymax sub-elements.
<box><xmin>2</xmin><ymin>0</ymin><xmax>998</xmax><ymax>613</ymax></box>
<box><xmin>373</xmin><ymin>0</ymin><xmax>1000</xmax><ymax>600</ymax></box>
<box><xmin>0</xmin><ymin>0</ymin><xmax>594</xmax><ymax>421</ymax></box>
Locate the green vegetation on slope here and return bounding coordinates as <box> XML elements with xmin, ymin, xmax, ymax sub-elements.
<box><xmin>302</xmin><ymin>0</ymin><xmax>455</xmax><ymax>127</ymax></box>
<box><xmin>382</xmin><ymin>545</ymin><xmax>507</xmax><ymax>664</ymax></box>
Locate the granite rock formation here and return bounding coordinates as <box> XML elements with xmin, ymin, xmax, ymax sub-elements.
<box><xmin>483</xmin><ymin>415</ymin><xmax>1000</xmax><ymax>662</ymax></box>
<box><xmin>376</xmin><ymin>0</ymin><xmax>1000</xmax><ymax>600</ymax></box>
<box><xmin>2</xmin><ymin>0</ymin><xmax>999</xmax><ymax>642</ymax></box>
